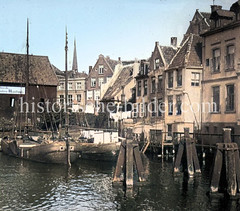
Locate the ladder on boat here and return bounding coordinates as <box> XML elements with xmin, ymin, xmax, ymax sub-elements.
<box><xmin>141</xmin><ymin>138</ymin><xmax>150</xmax><ymax>154</ymax></box>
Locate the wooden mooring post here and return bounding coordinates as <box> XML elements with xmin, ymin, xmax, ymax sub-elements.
<box><xmin>113</xmin><ymin>130</ymin><xmax>146</xmax><ymax>187</ymax></box>
<box><xmin>210</xmin><ymin>128</ymin><xmax>240</xmax><ymax>197</ymax></box>
<box><xmin>173</xmin><ymin>128</ymin><xmax>201</xmax><ymax>177</ymax></box>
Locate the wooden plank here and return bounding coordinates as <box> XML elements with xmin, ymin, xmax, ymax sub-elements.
<box><xmin>225</xmin><ymin>148</ymin><xmax>237</xmax><ymax>196</ymax></box>
<box><xmin>186</xmin><ymin>138</ymin><xmax>194</xmax><ymax>177</ymax></box>
<box><xmin>174</xmin><ymin>142</ymin><xmax>184</xmax><ymax>173</ymax></box>
<box><xmin>113</xmin><ymin>140</ymin><xmax>126</xmax><ymax>182</ymax></box>
<box><xmin>133</xmin><ymin>143</ymin><xmax>145</xmax><ymax>182</ymax></box>
<box><xmin>125</xmin><ymin>140</ymin><xmax>133</xmax><ymax>187</ymax></box>
<box><xmin>210</xmin><ymin>148</ymin><xmax>223</xmax><ymax>193</ymax></box>
<box><xmin>234</xmin><ymin>148</ymin><xmax>240</xmax><ymax>193</ymax></box>
<box><xmin>192</xmin><ymin>142</ymin><xmax>201</xmax><ymax>173</ymax></box>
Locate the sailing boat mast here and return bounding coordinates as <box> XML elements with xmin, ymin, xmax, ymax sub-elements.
<box><xmin>25</xmin><ymin>18</ymin><xmax>30</xmax><ymax>128</ymax></box>
<box><xmin>64</xmin><ymin>27</ymin><xmax>71</xmax><ymax>167</ymax></box>
<box><xmin>65</xmin><ymin>28</ymin><xmax>69</xmax><ymax>134</ymax></box>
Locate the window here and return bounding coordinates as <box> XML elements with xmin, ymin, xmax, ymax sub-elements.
<box><xmin>168</xmin><ymin>96</ymin><xmax>173</xmax><ymax>115</ymax></box>
<box><xmin>212</xmin><ymin>48</ymin><xmax>220</xmax><ymax>73</ymax></box>
<box><xmin>212</xmin><ymin>86</ymin><xmax>220</xmax><ymax>112</ymax></box>
<box><xmin>106</xmin><ymin>77</ymin><xmax>111</xmax><ymax>83</ymax></box>
<box><xmin>87</xmin><ymin>91</ymin><xmax>93</xmax><ymax>100</ymax></box>
<box><xmin>191</xmin><ymin>72</ymin><xmax>200</xmax><ymax>86</ymax></box>
<box><xmin>68</xmin><ymin>82</ymin><xmax>73</xmax><ymax>90</ymax></box>
<box><xmin>68</xmin><ymin>95</ymin><xmax>73</xmax><ymax>107</ymax></box>
<box><xmin>168</xmin><ymin>71</ymin><xmax>173</xmax><ymax>88</ymax></box>
<box><xmin>59</xmin><ymin>82</ymin><xmax>64</xmax><ymax>90</ymax></box>
<box><xmin>144</xmin><ymin>80</ymin><xmax>148</xmax><ymax>95</ymax></box>
<box><xmin>226</xmin><ymin>84</ymin><xmax>234</xmax><ymax>111</ymax></box>
<box><xmin>60</xmin><ymin>95</ymin><xmax>64</xmax><ymax>104</ymax></box>
<box><xmin>140</xmin><ymin>63</ymin><xmax>144</xmax><ymax>75</ymax></box>
<box><xmin>94</xmin><ymin>90</ymin><xmax>100</xmax><ymax>100</ymax></box>
<box><xmin>206</xmin><ymin>59</ymin><xmax>209</xmax><ymax>66</ymax></box>
<box><xmin>145</xmin><ymin>102</ymin><xmax>148</xmax><ymax>117</ymax></box>
<box><xmin>151</xmin><ymin>100</ymin><xmax>156</xmax><ymax>117</ymax></box>
<box><xmin>77</xmin><ymin>94</ymin><xmax>81</xmax><ymax>102</ymax></box>
<box><xmin>99</xmin><ymin>78</ymin><xmax>104</xmax><ymax>87</ymax></box>
<box><xmin>167</xmin><ymin>124</ymin><xmax>172</xmax><ymax>137</ymax></box>
<box><xmin>76</xmin><ymin>82</ymin><xmax>82</xmax><ymax>90</ymax></box>
<box><xmin>137</xmin><ymin>81</ymin><xmax>142</xmax><ymax>96</ymax></box>
<box><xmin>158</xmin><ymin>98</ymin><xmax>163</xmax><ymax>117</ymax></box>
<box><xmin>99</xmin><ymin>65</ymin><xmax>104</xmax><ymax>74</ymax></box>
<box><xmin>91</xmin><ymin>78</ymin><xmax>96</xmax><ymax>87</ymax></box>
<box><xmin>155</xmin><ymin>58</ymin><xmax>160</xmax><ymax>69</ymax></box>
<box><xmin>176</xmin><ymin>69</ymin><xmax>182</xmax><ymax>87</ymax></box>
<box><xmin>158</xmin><ymin>75</ymin><xmax>163</xmax><ymax>91</ymax></box>
<box><xmin>226</xmin><ymin>45</ymin><xmax>235</xmax><ymax>70</ymax></box>
<box><xmin>151</xmin><ymin>77</ymin><xmax>156</xmax><ymax>93</ymax></box>
<box><xmin>176</xmin><ymin>95</ymin><xmax>182</xmax><ymax>115</ymax></box>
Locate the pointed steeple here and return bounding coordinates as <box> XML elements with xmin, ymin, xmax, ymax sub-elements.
<box><xmin>72</xmin><ymin>38</ymin><xmax>78</xmax><ymax>72</ymax></box>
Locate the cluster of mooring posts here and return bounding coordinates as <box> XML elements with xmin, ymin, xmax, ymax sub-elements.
<box><xmin>173</xmin><ymin>128</ymin><xmax>201</xmax><ymax>177</ymax></box>
<box><xmin>210</xmin><ymin>128</ymin><xmax>240</xmax><ymax>198</ymax></box>
<box><xmin>112</xmin><ymin>126</ymin><xmax>240</xmax><ymax>200</ymax></box>
<box><xmin>113</xmin><ymin>130</ymin><xmax>146</xmax><ymax>187</ymax></box>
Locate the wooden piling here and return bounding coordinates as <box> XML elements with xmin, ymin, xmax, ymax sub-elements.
<box><xmin>113</xmin><ymin>135</ymin><xmax>146</xmax><ymax>186</ymax></box>
<box><xmin>113</xmin><ymin>140</ymin><xmax>126</xmax><ymax>182</ymax></box>
<box><xmin>133</xmin><ymin>141</ymin><xmax>145</xmax><ymax>181</ymax></box>
<box><xmin>210</xmin><ymin>128</ymin><xmax>240</xmax><ymax>197</ymax></box>
<box><xmin>125</xmin><ymin>140</ymin><xmax>133</xmax><ymax>187</ymax></box>
<box><xmin>210</xmin><ymin>146</ymin><xmax>223</xmax><ymax>193</ymax></box>
<box><xmin>186</xmin><ymin>138</ymin><xmax>194</xmax><ymax>177</ymax></box>
<box><xmin>173</xmin><ymin>127</ymin><xmax>201</xmax><ymax>176</ymax></box>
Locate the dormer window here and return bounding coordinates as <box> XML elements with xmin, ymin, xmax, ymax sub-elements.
<box><xmin>155</xmin><ymin>58</ymin><xmax>160</xmax><ymax>69</ymax></box>
<box><xmin>99</xmin><ymin>65</ymin><xmax>104</xmax><ymax>74</ymax></box>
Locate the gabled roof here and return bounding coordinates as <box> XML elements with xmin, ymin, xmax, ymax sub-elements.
<box><xmin>53</xmin><ymin>65</ymin><xmax>64</xmax><ymax>76</ymax></box>
<box><xmin>159</xmin><ymin>46</ymin><xmax>177</xmax><ymax>66</ymax></box>
<box><xmin>0</xmin><ymin>52</ymin><xmax>58</xmax><ymax>86</ymax></box>
<box><xmin>102</xmin><ymin>65</ymin><xmax>133</xmax><ymax>101</ymax></box>
<box><xmin>168</xmin><ymin>34</ymin><xmax>202</xmax><ymax>69</ymax></box>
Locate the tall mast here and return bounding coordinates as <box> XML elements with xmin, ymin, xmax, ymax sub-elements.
<box><xmin>65</xmin><ymin>27</ymin><xmax>69</xmax><ymax>134</ymax></box>
<box><xmin>25</xmin><ymin>18</ymin><xmax>30</xmax><ymax>127</ymax></box>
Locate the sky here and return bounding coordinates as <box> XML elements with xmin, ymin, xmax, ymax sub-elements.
<box><xmin>0</xmin><ymin>0</ymin><xmax>233</xmax><ymax>73</ymax></box>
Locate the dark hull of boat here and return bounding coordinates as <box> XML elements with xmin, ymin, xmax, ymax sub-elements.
<box><xmin>1</xmin><ymin>140</ymin><xmax>79</xmax><ymax>164</ymax></box>
<box><xmin>75</xmin><ymin>142</ymin><xmax>120</xmax><ymax>161</ymax></box>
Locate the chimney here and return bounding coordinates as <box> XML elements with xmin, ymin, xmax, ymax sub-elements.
<box><xmin>211</xmin><ymin>5</ymin><xmax>222</xmax><ymax>13</ymax></box>
<box><xmin>89</xmin><ymin>66</ymin><xmax>92</xmax><ymax>73</ymax></box>
<box><xmin>118</xmin><ymin>57</ymin><xmax>122</xmax><ymax>64</ymax></box>
<box><xmin>155</xmin><ymin>41</ymin><xmax>159</xmax><ymax>46</ymax></box>
<box><xmin>171</xmin><ymin>37</ymin><xmax>177</xmax><ymax>48</ymax></box>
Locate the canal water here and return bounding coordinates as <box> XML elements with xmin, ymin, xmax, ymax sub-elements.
<box><xmin>0</xmin><ymin>152</ymin><xmax>239</xmax><ymax>211</ymax></box>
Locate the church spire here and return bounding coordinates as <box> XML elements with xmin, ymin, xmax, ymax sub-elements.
<box><xmin>72</xmin><ymin>38</ymin><xmax>78</xmax><ymax>72</ymax></box>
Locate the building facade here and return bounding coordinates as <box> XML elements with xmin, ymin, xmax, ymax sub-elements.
<box><xmin>86</xmin><ymin>54</ymin><xmax>118</xmax><ymax>114</ymax></box>
<box><xmin>201</xmin><ymin>2</ymin><xmax>240</xmax><ymax>137</ymax></box>
<box><xmin>56</xmin><ymin>40</ymin><xmax>88</xmax><ymax>112</ymax></box>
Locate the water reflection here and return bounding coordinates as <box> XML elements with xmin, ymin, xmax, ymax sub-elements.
<box><xmin>1</xmin><ymin>153</ymin><xmax>240</xmax><ymax>210</ymax></box>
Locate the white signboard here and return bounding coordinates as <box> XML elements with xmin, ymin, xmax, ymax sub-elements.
<box><xmin>0</xmin><ymin>86</ymin><xmax>25</xmax><ymax>95</ymax></box>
